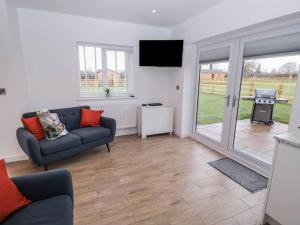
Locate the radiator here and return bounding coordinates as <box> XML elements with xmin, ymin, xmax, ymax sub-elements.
<box><xmin>91</xmin><ymin>104</ymin><xmax>137</xmax><ymax>129</ymax></box>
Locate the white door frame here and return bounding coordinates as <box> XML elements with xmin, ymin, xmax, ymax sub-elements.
<box><xmin>193</xmin><ymin>40</ymin><xmax>239</xmax><ymax>149</ymax></box>
<box><xmin>193</xmin><ymin>39</ymin><xmax>271</xmax><ymax>177</ymax></box>
<box><xmin>191</xmin><ymin>19</ymin><xmax>300</xmax><ymax>178</ymax></box>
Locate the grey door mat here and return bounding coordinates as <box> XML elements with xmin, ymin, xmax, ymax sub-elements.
<box><xmin>208</xmin><ymin>158</ymin><xmax>268</xmax><ymax>193</ymax></box>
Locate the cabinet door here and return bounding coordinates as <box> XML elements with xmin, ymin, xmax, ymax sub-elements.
<box><xmin>142</xmin><ymin>107</ymin><xmax>173</xmax><ymax>135</ymax></box>
<box><xmin>266</xmin><ymin>143</ymin><xmax>300</xmax><ymax>225</ymax></box>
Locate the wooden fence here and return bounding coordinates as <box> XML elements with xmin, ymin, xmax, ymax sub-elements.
<box><xmin>200</xmin><ymin>79</ymin><xmax>296</xmax><ymax>103</ymax></box>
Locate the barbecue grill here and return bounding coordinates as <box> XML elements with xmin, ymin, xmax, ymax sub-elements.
<box><xmin>242</xmin><ymin>89</ymin><xmax>288</xmax><ymax>125</ymax></box>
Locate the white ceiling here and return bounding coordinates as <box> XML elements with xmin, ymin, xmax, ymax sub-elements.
<box><xmin>9</xmin><ymin>0</ymin><xmax>223</xmax><ymax>27</ymax></box>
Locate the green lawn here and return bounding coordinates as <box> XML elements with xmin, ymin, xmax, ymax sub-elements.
<box><xmin>197</xmin><ymin>93</ymin><xmax>292</xmax><ymax>125</ymax></box>
<box><xmin>200</xmin><ymin>77</ymin><xmax>297</xmax><ymax>103</ymax></box>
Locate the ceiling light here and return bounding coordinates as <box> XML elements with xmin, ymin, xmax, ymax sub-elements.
<box><xmin>152</xmin><ymin>9</ymin><xmax>157</xmax><ymax>14</ymax></box>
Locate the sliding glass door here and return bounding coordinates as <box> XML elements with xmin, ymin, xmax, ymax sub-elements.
<box><xmin>194</xmin><ymin>31</ymin><xmax>300</xmax><ymax>173</ymax></box>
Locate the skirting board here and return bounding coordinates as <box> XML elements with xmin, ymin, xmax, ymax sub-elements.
<box><xmin>174</xmin><ymin>130</ymin><xmax>191</xmax><ymax>138</ymax></box>
<box><xmin>5</xmin><ymin>128</ymin><xmax>188</xmax><ymax>162</ymax></box>
<box><xmin>116</xmin><ymin>127</ymin><xmax>137</xmax><ymax>136</ymax></box>
<box><xmin>4</xmin><ymin>127</ymin><xmax>138</xmax><ymax>162</ymax></box>
<box><xmin>263</xmin><ymin>214</ymin><xmax>281</xmax><ymax>225</ymax></box>
<box><xmin>179</xmin><ymin>132</ymin><xmax>191</xmax><ymax>138</ymax></box>
<box><xmin>4</xmin><ymin>153</ymin><xmax>28</xmax><ymax>163</ymax></box>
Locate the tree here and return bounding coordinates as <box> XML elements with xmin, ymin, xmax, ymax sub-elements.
<box><xmin>271</xmin><ymin>68</ymin><xmax>277</xmax><ymax>74</ymax></box>
<box><xmin>279</xmin><ymin>62</ymin><xmax>297</xmax><ymax>74</ymax></box>
<box><xmin>244</xmin><ymin>60</ymin><xmax>259</xmax><ymax>75</ymax></box>
<box><xmin>255</xmin><ymin>63</ymin><xmax>261</xmax><ymax>73</ymax></box>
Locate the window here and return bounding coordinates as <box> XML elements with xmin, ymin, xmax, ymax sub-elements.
<box><xmin>78</xmin><ymin>44</ymin><xmax>131</xmax><ymax>97</ymax></box>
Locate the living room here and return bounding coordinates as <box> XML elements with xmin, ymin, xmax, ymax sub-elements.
<box><xmin>1</xmin><ymin>0</ymin><xmax>300</xmax><ymax>225</ymax></box>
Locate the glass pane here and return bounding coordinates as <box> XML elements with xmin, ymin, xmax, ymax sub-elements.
<box><xmin>116</xmin><ymin>51</ymin><xmax>127</xmax><ymax>93</ymax></box>
<box><xmin>78</xmin><ymin>46</ymin><xmax>85</xmax><ymax>72</ymax></box>
<box><xmin>196</xmin><ymin>61</ymin><xmax>229</xmax><ymax>142</ymax></box>
<box><xmin>106</xmin><ymin>50</ymin><xmax>116</xmax><ymax>91</ymax></box>
<box><xmin>106</xmin><ymin>50</ymin><xmax>127</xmax><ymax>94</ymax></box>
<box><xmin>79</xmin><ymin>45</ymin><xmax>129</xmax><ymax>97</ymax></box>
<box><xmin>85</xmin><ymin>46</ymin><xmax>96</xmax><ymax>72</ymax></box>
<box><xmin>95</xmin><ymin>47</ymin><xmax>103</xmax><ymax>92</ymax></box>
<box><xmin>234</xmin><ymin>54</ymin><xmax>300</xmax><ymax>164</ymax></box>
<box><xmin>79</xmin><ymin>46</ymin><xmax>103</xmax><ymax>97</ymax></box>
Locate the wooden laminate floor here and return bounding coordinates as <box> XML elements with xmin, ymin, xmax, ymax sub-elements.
<box><xmin>6</xmin><ymin>135</ymin><xmax>266</xmax><ymax>225</ymax></box>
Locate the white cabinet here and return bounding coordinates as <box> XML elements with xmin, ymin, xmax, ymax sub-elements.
<box><xmin>137</xmin><ymin>105</ymin><xmax>174</xmax><ymax>139</ymax></box>
<box><xmin>262</xmin><ymin>131</ymin><xmax>300</xmax><ymax>225</ymax></box>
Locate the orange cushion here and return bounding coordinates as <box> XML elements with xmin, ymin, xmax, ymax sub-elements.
<box><xmin>21</xmin><ymin>116</ymin><xmax>45</xmax><ymax>140</ymax></box>
<box><xmin>0</xmin><ymin>159</ymin><xmax>31</xmax><ymax>222</ymax></box>
<box><xmin>80</xmin><ymin>108</ymin><xmax>103</xmax><ymax>127</ymax></box>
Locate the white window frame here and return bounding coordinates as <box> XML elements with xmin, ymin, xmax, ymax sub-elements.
<box><xmin>77</xmin><ymin>42</ymin><xmax>133</xmax><ymax>99</ymax></box>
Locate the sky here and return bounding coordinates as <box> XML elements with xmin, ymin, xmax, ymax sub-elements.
<box><xmin>247</xmin><ymin>55</ymin><xmax>300</xmax><ymax>73</ymax></box>
<box><xmin>201</xmin><ymin>54</ymin><xmax>300</xmax><ymax>73</ymax></box>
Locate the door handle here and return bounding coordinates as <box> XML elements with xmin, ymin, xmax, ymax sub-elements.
<box><xmin>232</xmin><ymin>95</ymin><xmax>238</xmax><ymax>108</ymax></box>
<box><xmin>224</xmin><ymin>95</ymin><xmax>230</xmax><ymax>107</ymax></box>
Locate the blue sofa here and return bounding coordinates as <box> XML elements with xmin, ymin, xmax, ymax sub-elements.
<box><xmin>3</xmin><ymin>169</ymin><xmax>73</xmax><ymax>225</ymax></box>
<box><xmin>17</xmin><ymin>106</ymin><xmax>116</xmax><ymax>170</ymax></box>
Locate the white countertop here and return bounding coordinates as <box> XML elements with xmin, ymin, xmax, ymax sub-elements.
<box><xmin>274</xmin><ymin>130</ymin><xmax>300</xmax><ymax>148</ymax></box>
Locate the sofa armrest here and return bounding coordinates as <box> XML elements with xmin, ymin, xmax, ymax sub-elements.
<box><xmin>101</xmin><ymin>117</ymin><xmax>116</xmax><ymax>138</ymax></box>
<box><xmin>11</xmin><ymin>169</ymin><xmax>73</xmax><ymax>205</ymax></box>
<box><xmin>16</xmin><ymin>127</ymin><xmax>44</xmax><ymax>166</ymax></box>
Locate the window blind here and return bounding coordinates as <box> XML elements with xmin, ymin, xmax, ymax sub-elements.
<box><xmin>199</xmin><ymin>46</ymin><xmax>230</xmax><ymax>63</ymax></box>
<box><xmin>78</xmin><ymin>44</ymin><xmax>130</xmax><ymax>97</ymax></box>
<box><xmin>106</xmin><ymin>50</ymin><xmax>128</xmax><ymax>94</ymax></box>
<box><xmin>243</xmin><ymin>32</ymin><xmax>300</xmax><ymax>58</ymax></box>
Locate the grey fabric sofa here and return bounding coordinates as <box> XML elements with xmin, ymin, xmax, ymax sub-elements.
<box><xmin>17</xmin><ymin>106</ymin><xmax>116</xmax><ymax>170</ymax></box>
<box><xmin>3</xmin><ymin>169</ymin><xmax>73</xmax><ymax>225</ymax></box>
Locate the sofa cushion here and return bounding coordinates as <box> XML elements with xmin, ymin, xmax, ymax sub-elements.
<box><xmin>23</xmin><ymin>106</ymin><xmax>90</xmax><ymax>131</ymax></box>
<box><xmin>0</xmin><ymin>160</ymin><xmax>31</xmax><ymax>222</ymax></box>
<box><xmin>38</xmin><ymin>111</ymin><xmax>68</xmax><ymax>140</ymax></box>
<box><xmin>2</xmin><ymin>195</ymin><xmax>72</xmax><ymax>225</ymax></box>
<box><xmin>80</xmin><ymin>108</ymin><xmax>103</xmax><ymax>127</ymax></box>
<box><xmin>21</xmin><ymin>116</ymin><xmax>45</xmax><ymax>140</ymax></box>
<box><xmin>71</xmin><ymin>127</ymin><xmax>111</xmax><ymax>144</ymax></box>
<box><xmin>39</xmin><ymin>133</ymin><xmax>81</xmax><ymax>156</ymax></box>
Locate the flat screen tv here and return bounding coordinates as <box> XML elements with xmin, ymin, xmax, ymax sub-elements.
<box><xmin>139</xmin><ymin>40</ymin><xmax>183</xmax><ymax>67</ymax></box>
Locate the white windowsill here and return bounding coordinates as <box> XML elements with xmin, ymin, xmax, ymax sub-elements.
<box><xmin>77</xmin><ymin>96</ymin><xmax>137</xmax><ymax>101</ymax></box>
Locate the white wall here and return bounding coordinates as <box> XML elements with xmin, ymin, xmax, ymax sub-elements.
<box><xmin>18</xmin><ymin>9</ymin><xmax>171</xmax><ymax>111</ymax></box>
<box><xmin>0</xmin><ymin>7</ymin><xmax>172</xmax><ymax>161</ymax></box>
<box><xmin>170</xmin><ymin>0</ymin><xmax>300</xmax><ymax>136</ymax></box>
<box><xmin>289</xmin><ymin>75</ymin><xmax>300</xmax><ymax>132</ymax></box>
<box><xmin>168</xmin><ymin>67</ymin><xmax>183</xmax><ymax>136</ymax></box>
<box><xmin>0</xmin><ymin>0</ymin><xmax>27</xmax><ymax>161</ymax></box>
<box><xmin>172</xmin><ymin>0</ymin><xmax>300</xmax><ymax>43</ymax></box>
<box><xmin>3</xmin><ymin>0</ymin><xmax>300</xmax><ymax>161</ymax></box>
<box><xmin>168</xmin><ymin>44</ymin><xmax>197</xmax><ymax>137</ymax></box>
<box><xmin>180</xmin><ymin>44</ymin><xmax>197</xmax><ymax>137</ymax></box>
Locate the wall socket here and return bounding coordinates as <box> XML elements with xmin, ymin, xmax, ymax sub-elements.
<box><xmin>0</xmin><ymin>88</ymin><xmax>6</xmax><ymax>95</ymax></box>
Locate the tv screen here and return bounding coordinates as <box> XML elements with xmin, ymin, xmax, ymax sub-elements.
<box><xmin>139</xmin><ymin>40</ymin><xmax>183</xmax><ymax>67</ymax></box>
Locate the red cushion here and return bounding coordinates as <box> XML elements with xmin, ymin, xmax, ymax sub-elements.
<box><xmin>21</xmin><ymin>116</ymin><xmax>45</xmax><ymax>140</ymax></box>
<box><xmin>0</xmin><ymin>159</ymin><xmax>31</xmax><ymax>222</ymax></box>
<box><xmin>80</xmin><ymin>108</ymin><xmax>103</xmax><ymax>127</ymax></box>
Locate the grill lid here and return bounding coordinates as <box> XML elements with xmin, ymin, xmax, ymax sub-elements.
<box><xmin>255</xmin><ymin>89</ymin><xmax>276</xmax><ymax>98</ymax></box>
